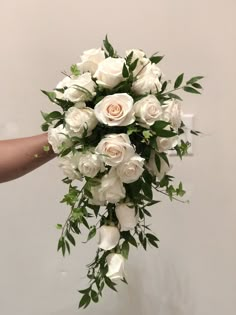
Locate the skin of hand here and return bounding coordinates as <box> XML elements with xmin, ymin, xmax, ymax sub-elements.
<box><xmin>0</xmin><ymin>133</ymin><xmax>56</xmax><ymax>183</ymax></box>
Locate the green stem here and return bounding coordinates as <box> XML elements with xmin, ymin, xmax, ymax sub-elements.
<box><xmin>152</xmin><ymin>185</ymin><xmax>187</xmax><ymax>203</ymax></box>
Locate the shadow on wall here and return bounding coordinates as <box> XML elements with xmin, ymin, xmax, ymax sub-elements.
<box><xmin>51</xmin><ymin>254</ymin><xmax>195</xmax><ymax>315</ymax></box>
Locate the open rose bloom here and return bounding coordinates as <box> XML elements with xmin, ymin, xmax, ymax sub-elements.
<box><xmin>41</xmin><ymin>36</ymin><xmax>202</xmax><ymax>307</ymax></box>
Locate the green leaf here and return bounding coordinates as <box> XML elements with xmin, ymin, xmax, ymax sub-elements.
<box><xmin>65</xmin><ymin>240</ymin><xmax>71</xmax><ymax>254</ymax></box>
<box><xmin>192</xmin><ymin>82</ymin><xmax>202</xmax><ymax>89</ymax></box>
<box><xmin>81</xmin><ymin>217</ymin><xmax>90</xmax><ymax>229</ymax></box>
<box><xmin>70</xmin><ymin>64</ymin><xmax>80</xmax><ymax>76</ymax></box>
<box><xmin>142</xmin><ymin>182</ymin><xmax>153</xmax><ymax>200</ymax></box>
<box><xmin>167</xmin><ymin>93</ymin><xmax>183</xmax><ymax>101</ymax></box>
<box><xmin>84</xmin><ymin>189</ymin><xmax>93</xmax><ymax>199</ymax></box>
<box><xmin>156</xmin><ymin>129</ymin><xmax>177</xmax><ymax>138</ymax></box>
<box><xmin>129</xmin><ymin>58</ymin><xmax>139</xmax><ymax>71</ymax></box>
<box><xmin>148</xmin><ymin>238</ymin><xmax>159</xmax><ymax>248</ymax></box>
<box><xmin>79</xmin><ymin>294</ymin><xmax>91</xmax><ymax>309</ymax></box>
<box><xmin>57</xmin><ymin>239</ymin><xmax>63</xmax><ymax>251</ymax></box>
<box><xmin>146</xmin><ymin>200</ymin><xmax>160</xmax><ymax>206</ymax></box>
<box><xmin>151</xmin><ymin>120</ymin><xmax>170</xmax><ymax>132</ymax></box>
<box><xmin>183</xmin><ymin>86</ymin><xmax>201</xmax><ymax>94</ymax></box>
<box><xmin>154</xmin><ymin>153</ymin><xmax>161</xmax><ymax>172</ymax></box>
<box><xmin>143</xmin><ymin>208</ymin><xmax>152</xmax><ymax>217</ymax></box>
<box><xmin>128</xmin><ymin>234</ymin><xmax>138</xmax><ymax>247</ymax></box>
<box><xmin>143</xmin><ymin>169</ymin><xmax>153</xmax><ymax>184</ymax></box>
<box><xmin>87</xmin><ymin>226</ymin><xmax>97</xmax><ymax>242</ymax></box>
<box><xmin>61</xmin><ymin>239</ymin><xmax>66</xmax><ymax>256</ymax></box>
<box><xmin>176</xmin><ymin>181</ymin><xmax>186</xmax><ymax>197</ymax></box>
<box><xmin>126</xmin><ymin>51</ymin><xmax>134</xmax><ymax>65</ymax></box>
<box><xmin>79</xmin><ymin>288</ymin><xmax>91</xmax><ymax>294</ymax></box>
<box><xmin>56</xmin><ymin>224</ymin><xmax>62</xmax><ymax>230</ymax></box>
<box><xmin>41</xmin><ymin>90</ymin><xmax>57</xmax><ymax>102</ymax></box>
<box><xmin>87</xmin><ymin>204</ymin><xmax>100</xmax><ymax>217</ymax></box>
<box><xmin>190</xmin><ymin>129</ymin><xmax>201</xmax><ymax>136</ymax></box>
<box><xmin>186</xmin><ymin>76</ymin><xmax>204</xmax><ymax>85</ymax></box>
<box><xmin>121</xmin><ymin>241</ymin><xmax>130</xmax><ymax>259</ymax></box>
<box><xmin>159</xmin><ymin>152</ymin><xmax>170</xmax><ymax>166</ymax></box>
<box><xmin>41</xmin><ymin>122</ymin><xmax>49</xmax><ymax>132</ymax></box>
<box><xmin>103</xmin><ymin>35</ymin><xmax>115</xmax><ymax>57</ymax></box>
<box><xmin>150</xmin><ymin>55</ymin><xmax>164</xmax><ymax>64</ymax></box>
<box><xmin>91</xmin><ymin>290</ymin><xmax>99</xmax><ymax>303</ymax></box>
<box><xmin>66</xmin><ymin>231</ymin><xmax>76</xmax><ymax>246</ymax></box>
<box><xmin>174</xmin><ymin>73</ymin><xmax>184</xmax><ymax>89</ymax></box>
<box><xmin>104</xmin><ymin>277</ymin><xmax>117</xmax><ymax>292</ymax></box>
<box><xmin>122</xmin><ymin>63</ymin><xmax>129</xmax><ymax>78</ymax></box>
<box><xmin>146</xmin><ymin>233</ymin><xmax>159</xmax><ymax>242</ymax></box>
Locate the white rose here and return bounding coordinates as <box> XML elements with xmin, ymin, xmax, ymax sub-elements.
<box><xmin>157</xmin><ymin>135</ymin><xmax>179</xmax><ymax>152</ymax></box>
<box><xmin>146</xmin><ymin>151</ymin><xmax>171</xmax><ymax>180</ymax></box>
<box><xmin>162</xmin><ymin>99</ymin><xmax>182</xmax><ymax>130</ymax></box>
<box><xmin>94</xmin><ymin>57</ymin><xmax>125</xmax><ymax>89</ymax></box>
<box><xmin>132</xmin><ymin>63</ymin><xmax>162</xmax><ymax>95</ymax></box>
<box><xmin>116</xmin><ymin>155</ymin><xmax>144</xmax><ymax>183</ymax></box>
<box><xmin>115</xmin><ymin>203</ymin><xmax>138</xmax><ymax>231</ymax></box>
<box><xmin>98</xmin><ymin>225</ymin><xmax>120</xmax><ymax>251</ymax></box>
<box><xmin>99</xmin><ymin>168</ymin><xmax>126</xmax><ymax>203</ymax></box>
<box><xmin>64</xmin><ymin>73</ymin><xmax>96</xmax><ymax>102</ymax></box>
<box><xmin>94</xmin><ymin>93</ymin><xmax>135</xmax><ymax>126</ymax></box>
<box><xmin>77</xmin><ymin>151</ymin><xmax>105</xmax><ymax>178</ymax></box>
<box><xmin>65</xmin><ymin>106</ymin><xmax>97</xmax><ymax>137</ymax></box>
<box><xmin>95</xmin><ymin>133</ymin><xmax>135</xmax><ymax>166</ymax></box>
<box><xmin>106</xmin><ymin>253</ymin><xmax>125</xmax><ymax>280</ymax></box>
<box><xmin>48</xmin><ymin>125</ymin><xmax>71</xmax><ymax>154</ymax></box>
<box><xmin>58</xmin><ymin>152</ymin><xmax>82</xmax><ymax>180</ymax></box>
<box><xmin>77</xmin><ymin>48</ymin><xmax>105</xmax><ymax>75</ymax></box>
<box><xmin>125</xmin><ymin>49</ymin><xmax>150</xmax><ymax>76</ymax></box>
<box><xmin>134</xmin><ymin>95</ymin><xmax>163</xmax><ymax>128</ymax></box>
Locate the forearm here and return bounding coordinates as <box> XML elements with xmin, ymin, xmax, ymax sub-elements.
<box><xmin>0</xmin><ymin>133</ymin><xmax>56</xmax><ymax>183</ymax></box>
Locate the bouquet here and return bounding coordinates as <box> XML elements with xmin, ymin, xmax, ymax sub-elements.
<box><xmin>41</xmin><ymin>36</ymin><xmax>203</xmax><ymax>309</ymax></box>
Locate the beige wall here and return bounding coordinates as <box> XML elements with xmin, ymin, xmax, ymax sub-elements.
<box><xmin>0</xmin><ymin>0</ymin><xmax>236</xmax><ymax>314</ymax></box>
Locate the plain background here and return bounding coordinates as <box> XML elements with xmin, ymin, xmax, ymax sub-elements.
<box><xmin>0</xmin><ymin>0</ymin><xmax>236</xmax><ymax>314</ymax></box>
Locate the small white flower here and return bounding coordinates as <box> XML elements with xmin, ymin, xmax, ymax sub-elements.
<box><xmin>48</xmin><ymin>125</ymin><xmax>71</xmax><ymax>154</ymax></box>
<box><xmin>146</xmin><ymin>151</ymin><xmax>172</xmax><ymax>180</ymax></box>
<box><xmin>94</xmin><ymin>93</ymin><xmax>135</xmax><ymax>126</ymax></box>
<box><xmin>98</xmin><ymin>225</ymin><xmax>120</xmax><ymax>251</ymax></box>
<box><xmin>106</xmin><ymin>253</ymin><xmax>125</xmax><ymax>280</ymax></box>
<box><xmin>116</xmin><ymin>154</ymin><xmax>144</xmax><ymax>183</ymax></box>
<box><xmin>132</xmin><ymin>63</ymin><xmax>162</xmax><ymax>95</ymax></box>
<box><xmin>134</xmin><ymin>95</ymin><xmax>163</xmax><ymax>128</ymax></box>
<box><xmin>77</xmin><ymin>151</ymin><xmax>105</xmax><ymax>178</ymax></box>
<box><xmin>115</xmin><ymin>203</ymin><xmax>138</xmax><ymax>231</ymax></box>
<box><xmin>64</xmin><ymin>73</ymin><xmax>96</xmax><ymax>102</ymax></box>
<box><xmin>58</xmin><ymin>152</ymin><xmax>82</xmax><ymax>180</ymax></box>
<box><xmin>94</xmin><ymin>57</ymin><xmax>125</xmax><ymax>89</ymax></box>
<box><xmin>65</xmin><ymin>106</ymin><xmax>97</xmax><ymax>137</ymax></box>
<box><xmin>95</xmin><ymin>133</ymin><xmax>135</xmax><ymax>167</ymax></box>
<box><xmin>77</xmin><ymin>48</ymin><xmax>105</xmax><ymax>75</ymax></box>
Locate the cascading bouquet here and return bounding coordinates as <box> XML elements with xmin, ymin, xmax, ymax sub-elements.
<box><xmin>41</xmin><ymin>36</ymin><xmax>203</xmax><ymax>309</ymax></box>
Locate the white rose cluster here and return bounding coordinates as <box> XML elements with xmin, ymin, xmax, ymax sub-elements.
<box><xmin>45</xmin><ymin>43</ymin><xmax>188</xmax><ymax>284</ymax></box>
<box><xmin>39</xmin><ymin>37</ymin><xmax>204</xmax><ymax>304</ymax></box>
